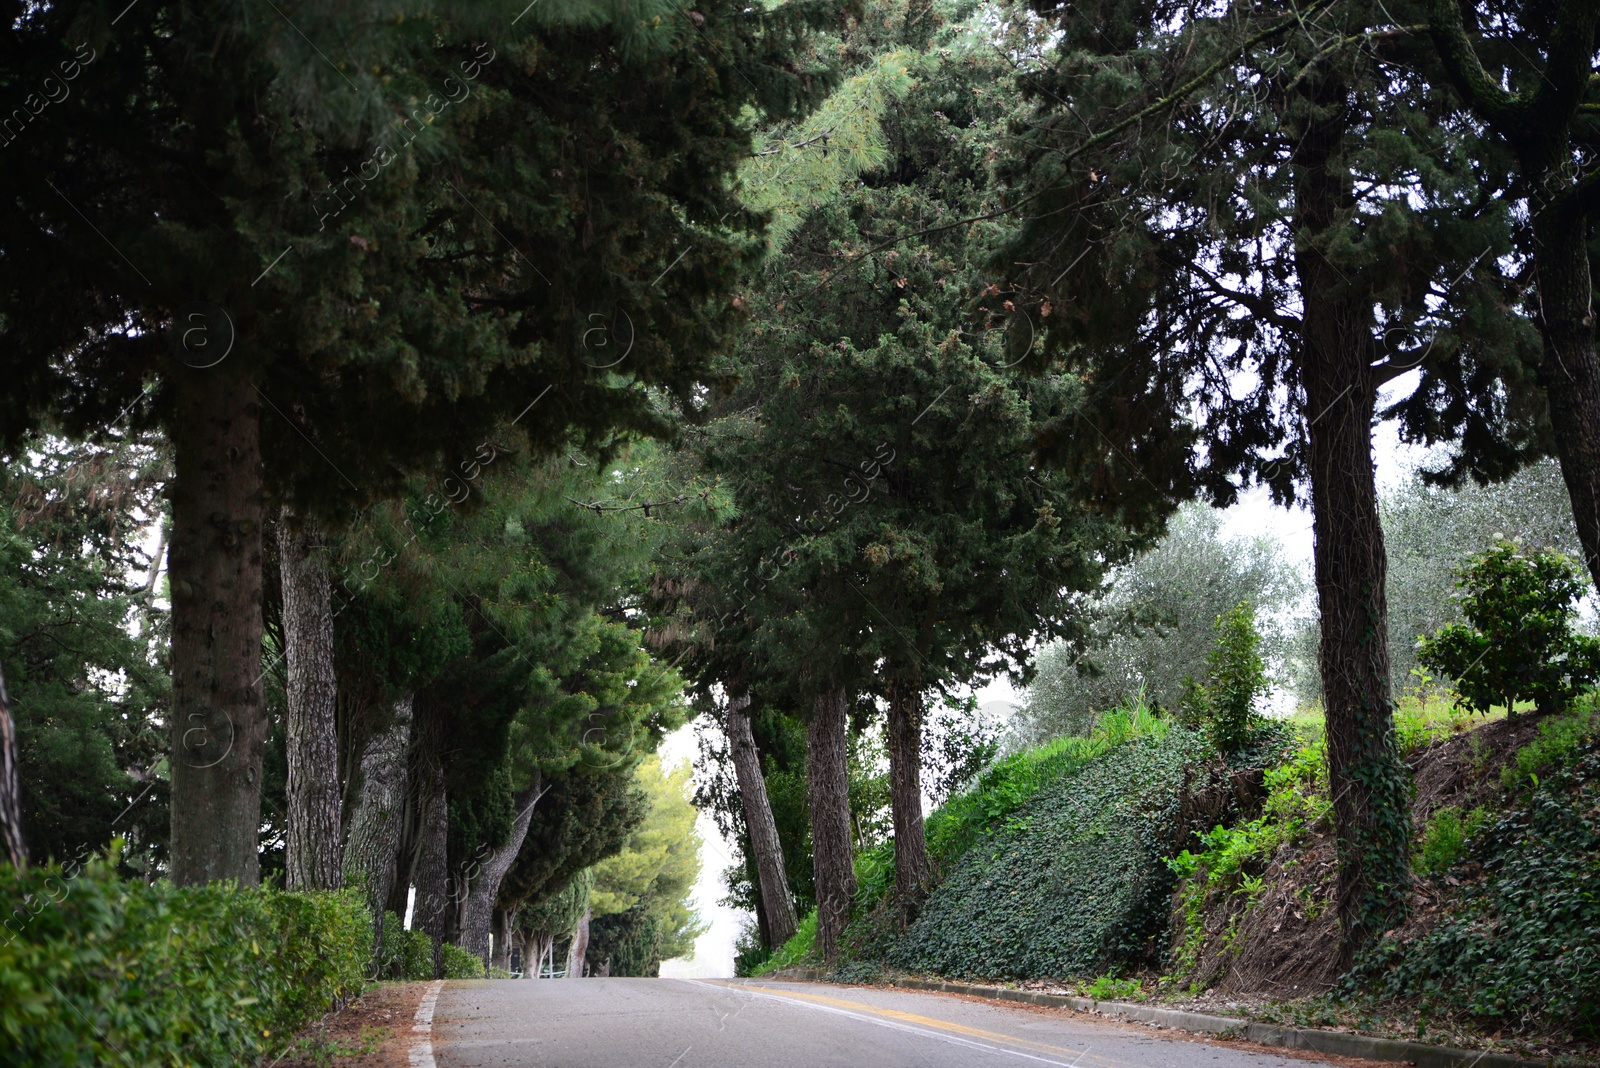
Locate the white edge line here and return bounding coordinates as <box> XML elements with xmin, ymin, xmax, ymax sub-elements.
<box><xmin>409</xmin><ymin>979</ymin><xmax>443</xmax><ymax>1067</ymax></box>
<box><xmin>675</xmin><ymin>980</ymin><xmax>1088</xmax><ymax>1068</ymax></box>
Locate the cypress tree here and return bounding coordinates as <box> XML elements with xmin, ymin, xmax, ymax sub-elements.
<box><xmin>993</xmin><ymin>0</ymin><xmax>1532</xmax><ymax>957</ymax></box>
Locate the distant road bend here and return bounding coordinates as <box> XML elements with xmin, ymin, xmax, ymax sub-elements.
<box><xmin>427</xmin><ymin>977</ymin><xmax>1354</xmax><ymax>1068</ymax></box>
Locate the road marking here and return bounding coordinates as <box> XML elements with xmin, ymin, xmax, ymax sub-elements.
<box><xmin>683</xmin><ymin>980</ymin><xmax>1120</xmax><ymax>1068</ymax></box>
<box><xmin>410</xmin><ymin>980</ymin><xmax>443</xmax><ymax>1067</ymax></box>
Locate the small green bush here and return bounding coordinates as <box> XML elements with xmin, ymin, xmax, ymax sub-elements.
<box><xmin>0</xmin><ymin>852</ymin><xmax>372</xmax><ymax>1066</ymax></box>
<box><xmin>377</xmin><ymin>911</ymin><xmax>436</xmax><ymax>980</ymax></box>
<box><xmin>1418</xmin><ymin>539</ymin><xmax>1600</xmax><ymax>717</ymax></box>
<box><xmin>1414</xmin><ymin>805</ymin><xmax>1490</xmax><ymax>876</ymax></box>
<box><xmin>1086</xmin><ymin>974</ymin><xmax>1144</xmax><ymax>1001</ymax></box>
<box><xmin>441</xmin><ymin>942</ymin><xmax>486</xmax><ymax>979</ymax></box>
<box><xmin>1180</xmin><ymin>601</ymin><xmax>1269</xmax><ymax>753</ymax></box>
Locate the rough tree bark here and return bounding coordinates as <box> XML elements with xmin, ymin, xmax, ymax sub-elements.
<box><xmin>886</xmin><ymin>677</ymin><xmax>931</xmax><ymax>918</ymax></box>
<box><xmin>806</xmin><ymin>686</ymin><xmax>855</xmax><ymax>962</ymax></box>
<box><xmin>1293</xmin><ymin>79</ymin><xmax>1410</xmax><ymax>963</ymax></box>
<box><xmin>168</xmin><ymin>368</ymin><xmax>267</xmax><ymax>887</ymax></box>
<box><xmin>1532</xmin><ymin>207</ymin><xmax>1600</xmax><ymax>591</ymax></box>
<box><xmin>460</xmin><ymin>781</ymin><xmax>544</xmax><ymax>968</ymax></box>
<box><xmin>411</xmin><ymin>747</ymin><xmax>451</xmax><ymax>977</ymax></box>
<box><xmin>0</xmin><ymin>662</ymin><xmax>24</xmax><ymax>868</ymax></box>
<box><xmin>491</xmin><ymin>908</ymin><xmax>511</xmax><ymax>972</ymax></box>
<box><xmin>566</xmin><ymin>907</ymin><xmax>591</xmax><ymax>978</ymax></box>
<box><xmin>343</xmin><ymin>693</ymin><xmax>413</xmax><ymax>955</ymax></box>
<box><xmin>725</xmin><ymin>690</ymin><xmax>798</xmax><ymax>947</ymax></box>
<box><xmin>279</xmin><ymin>509</ymin><xmax>342</xmax><ymax>890</ymax></box>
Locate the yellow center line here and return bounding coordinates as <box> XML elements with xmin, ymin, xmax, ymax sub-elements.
<box><xmin>719</xmin><ymin>981</ymin><xmax>1140</xmax><ymax>1068</ymax></box>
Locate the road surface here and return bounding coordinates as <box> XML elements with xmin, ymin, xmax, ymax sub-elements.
<box><xmin>428</xmin><ymin>978</ymin><xmax>1351</xmax><ymax>1068</ymax></box>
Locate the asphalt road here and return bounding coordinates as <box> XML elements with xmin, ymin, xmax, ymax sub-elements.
<box><xmin>429</xmin><ymin>978</ymin><xmax>1350</xmax><ymax>1068</ymax></box>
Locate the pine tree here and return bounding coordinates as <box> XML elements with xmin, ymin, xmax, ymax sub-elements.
<box><xmin>0</xmin><ymin>0</ymin><xmax>836</xmax><ymax>885</ymax></box>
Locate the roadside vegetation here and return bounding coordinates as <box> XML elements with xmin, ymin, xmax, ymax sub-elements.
<box><xmin>745</xmin><ymin>520</ymin><xmax>1600</xmax><ymax>1062</ymax></box>
<box><xmin>6</xmin><ymin>0</ymin><xmax>1600</xmax><ymax>1061</ymax></box>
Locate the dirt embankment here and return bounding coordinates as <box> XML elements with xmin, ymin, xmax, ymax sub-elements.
<box><xmin>1183</xmin><ymin>714</ymin><xmax>1546</xmax><ymax>998</ymax></box>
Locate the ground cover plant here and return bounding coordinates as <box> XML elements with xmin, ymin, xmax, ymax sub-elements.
<box><xmin>1345</xmin><ymin>707</ymin><xmax>1600</xmax><ymax>1043</ymax></box>
<box><xmin>888</xmin><ymin>722</ymin><xmax>1216</xmax><ymax>979</ymax></box>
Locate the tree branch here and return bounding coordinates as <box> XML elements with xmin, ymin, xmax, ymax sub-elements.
<box><xmin>847</xmin><ymin>0</ymin><xmax>1334</xmax><ymax>262</ymax></box>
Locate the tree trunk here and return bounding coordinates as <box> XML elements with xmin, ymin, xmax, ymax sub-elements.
<box><xmin>168</xmin><ymin>369</ymin><xmax>267</xmax><ymax>887</ymax></box>
<box><xmin>411</xmin><ymin>753</ymin><xmax>451</xmax><ymax>977</ymax></box>
<box><xmin>279</xmin><ymin>509</ymin><xmax>342</xmax><ymax>890</ymax></box>
<box><xmin>343</xmin><ymin>693</ymin><xmax>413</xmax><ymax>957</ymax></box>
<box><xmin>460</xmin><ymin>781</ymin><xmax>544</xmax><ymax>968</ymax></box>
<box><xmin>886</xmin><ymin>677</ymin><xmax>931</xmax><ymax>919</ymax></box>
<box><xmin>491</xmin><ymin>908</ymin><xmax>511</xmax><ymax>972</ymax></box>
<box><xmin>806</xmin><ymin>686</ymin><xmax>855</xmax><ymax>962</ymax></box>
<box><xmin>530</xmin><ymin>932</ymin><xmax>553</xmax><ymax>977</ymax></box>
<box><xmin>566</xmin><ymin>907</ymin><xmax>591</xmax><ymax>978</ymax></box>
<box><xmin>1532</xmin><ymin>207</ymin><xmax>1600</xmax><ymax>591</ymax></box>
<box><xmin>0</xmin><ymin>662</ymin><xmax>24</xmax><ymax>868</ymax></box>
<box><xmin>1293</xmin><ymin>82</ymin><xmax>1411</xmax><ymax>964</ymax></box>
<box><xmin>726</xmin><ymin>691</ymin><xmax>798</xmax><ymax>947</ymax></box>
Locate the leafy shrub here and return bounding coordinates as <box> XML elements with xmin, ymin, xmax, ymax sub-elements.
<box><xmin>1348</xmin><ymin>731</ymin><xmax>1600</xmax><ymax>1039</ymax></box>
<box><xmin>1414</xmin><ymin>805</ymin><xmax>1490</xmax><ymax>876</ymax></box>
<box><xmin>488</xmin><ymin>966</ymin><xmax>513</xmax><ymax>979</ymax></box>
<box><xmin>751</xmin><ymin>910</ymin><xmax>816</xmax><ymax>976</ymax></box>
<box><xmin>441</xmin><ymin>942</ymin><xmax>486</xmax><ymax>979</ymax></box>
<box><xmin>0</xmin><ymin>853</ymin><xmax>371</xmax><ymax>1066</ymax></box>
<box><xmin>377</xmin><ymin>911</ymin><xmax>435</xmax><ymax>980</ymax></box>
<box><xmin>1179</xmin><ymin>601</ymin><xmax>1269</xmax><ymax>753</ymax></box>
<box><xmin>890</xmin><ymin>725</ymin><xmax>1215</xmax><ymax>979</ymax></box>
<box><xmin>1418</xmin><ymin>539</ymin><xmax>1600</xmax><ymax>717</ymax></box>
<box><xmin>732</xmin><ymin>919</ymin><xmax>772</xmax><ymax>978</ymax></box>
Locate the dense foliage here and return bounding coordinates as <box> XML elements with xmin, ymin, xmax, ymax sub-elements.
<box><xmin>1349</xmin><ymin>716</ymin><xmax>1600</xmax><ymax>1039</ymax></box>
<box><xmin>1017</xmin><ymin>506</ymin><xmax>1302</xmax><ymax>743</ymax></box>
<box><xmin>0</xmin><ymin>855</ymin><xmax>370</xmax><ymax>1065</ymax></box>
<box><xmin>1419</xmin><ymin>540</ymin><xmax>1600</xmax><ymax>715</ymax></box>
<box><xmin>890</xmin><ymin>724</ymin><xmax>1216</xmax><ymax>978</ymax></box>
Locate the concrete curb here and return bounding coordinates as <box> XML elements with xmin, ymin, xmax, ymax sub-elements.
<box><xmin>761</xmin><ymin>970</ymin><xmax>1549</xmax><ymax>1068</ymax></box>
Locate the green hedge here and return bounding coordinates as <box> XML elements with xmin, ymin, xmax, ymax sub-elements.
<box><xmin>0</xmin><ymin>854</ymin><xmax>372</xmax><ymax>1066</ymax></box>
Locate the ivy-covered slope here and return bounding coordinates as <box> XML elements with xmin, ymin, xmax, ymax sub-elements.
<box><xmin>1351</xmin><ymin>726</ymin><xmax>1600</xmax><ymax>1040</ymax></box>
<box><xmin>890</xmin><ymin>724</ymin><xmax>1215</xmax><ymax>979</ymax></box>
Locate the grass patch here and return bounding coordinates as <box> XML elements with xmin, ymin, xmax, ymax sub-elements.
<box><xmin>751</xmin><ymin>910</ymin><xmax>817</xmax><ymax>977</ymax></box>
<box><xmin>1501</xmin><ymin>696</ymin><xmax>1600</xmax><ymax>790</ymax></box>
